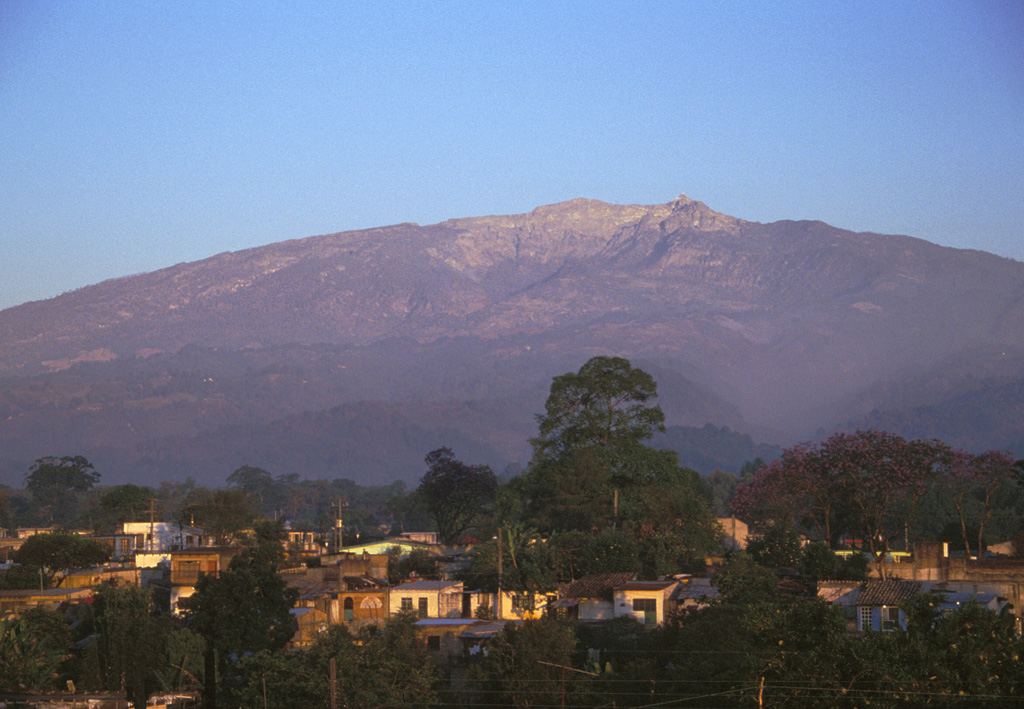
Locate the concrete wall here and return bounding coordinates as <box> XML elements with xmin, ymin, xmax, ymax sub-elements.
<box><xmin>879</xmin><ymin>542</ymin><xmax>1024</xmax><ymax>629</ymax></box>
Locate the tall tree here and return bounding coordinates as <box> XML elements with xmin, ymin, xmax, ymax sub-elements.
<box><xmin>86</xmin><ymin>586</ymin><xmax>174</xmax><ymax>709</ymax></box>
<box><xmin>515</xmin><ymin>446</ymin><xmax>619</xmax><ymax>533</ymax></box>
<box><xmin>822</xmin><ymin>431</ymin><xmax>943</xmax><ymax>570</ymax></box>
<box><xmin>25</xmin><ymin>455</ymin><xmax>100</xmax><ymax>525</ymax></box>
<box><xmin>184</xmin><ymin>488</ymin><xmax>254</xmax><ymax>545</ymax></box>
<box><xmin>98</xmin><ymin>484</ymin><xmax>156</xmax><ymax>529</ymax></box>
<box><xmin>939</xmin><ymin>449</ymin><xmax>1018</xmax><ymax>557</ymax></box>
<box><xmin>735</xmin><ymin>430</ymin><xmax>946</xmax><ymax>573</ymax></box>
<box><xmin>531</xmin><ymin>355</ymin><xmax>665</xmax><ymax>461</ymax></box>
<box><xmin>418</xmin><ymin>447</ymin><xmax>497</xmax><ymax>545</ymax></box>
<box><xmin>520</xmin><ymin>357</ymin><xmax>666</xmax><ymax>534</ymax></box>
<box><xmin>182</xmin><ymin>521</ymin><xmax>297</xmax><ymax>709</ymax></box>
<box><xmin>465</xmin><ymin>617</ymin><xmax>580</xmax><ymax>709</ymax></box>
<box><xmin>514</xmin><ymin>356</ymin><xmax>720</xmax><ymax>573</ymax></box>
<box><xmin>225</xmin><ymin>465</ymin><xmax>276</xmax><ymax>516</ymax></box>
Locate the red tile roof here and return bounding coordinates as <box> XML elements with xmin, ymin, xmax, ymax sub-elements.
<box><xmin>857</xmin><ymin>579</ymin><xmax>921</xmax><ymax>606</ymax></box>
<box><xmin>563</xmin><ymin>572</ymin><xmax>636</xmax><ymax>600</ymax></box>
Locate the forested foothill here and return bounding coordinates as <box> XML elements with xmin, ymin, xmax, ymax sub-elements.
<box><xmin>2</xmin><ymin>356</ymin><xmax>1024</xmax><ymax>707</ymax></box>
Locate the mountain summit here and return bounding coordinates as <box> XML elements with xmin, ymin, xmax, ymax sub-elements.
<box><xmin>1</xmin><ymin>194</ymin><xmax>1022</xmax><ymax>485</ymax></box>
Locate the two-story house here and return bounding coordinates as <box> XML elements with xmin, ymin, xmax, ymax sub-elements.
<box><xmin>168</xmin><ymin>547</ymin><xmax>240</xmax><ymax>614</ymax></box>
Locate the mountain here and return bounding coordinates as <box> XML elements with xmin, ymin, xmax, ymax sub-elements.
<box><xmin>1</xmin><ymin>194</ymin><xmax>1022</xmax><ymax>486</ymax></box>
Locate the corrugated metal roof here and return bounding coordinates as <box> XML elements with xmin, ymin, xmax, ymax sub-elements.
<box><xmin>342</xmin><ymin>575</ymin><xmax>388</xmax><ymax>590</ymax></box>
<box><xmin>461</xmin><ymin>620</ymin><xmax>519</xmax><ymax>637</ymax></box>
<box><xmin>391</xmin><ymin>579</ymin><xmax>462</xmax><ymax>592</ymax></box>
<box><xmin>286</xmin><ymin>580</ymin><xmax>335</xmax><ymax>599</ymax></box>
<box><xmin>672</xmin><ymin>579</ymin><xmax>719</xmax><ymax>601</ymax></box>
<box><xmin>939</xmin><ymin>592</ymin><xmax>998</xmax><ymax>605</ymax></box>
<box><xmin>415</xmin><ymin>618</ymin><xmax>480</xmax><ymax>627</ymax></box>
<box><xmin>0</xmin><ymin>588</ymin><xmax>92</xmax><ymax>599</ymax></box>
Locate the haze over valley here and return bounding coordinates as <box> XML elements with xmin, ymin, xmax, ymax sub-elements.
<box><xmin>1</xmin><ymin>194</ymin><xmax>1021</xmax><ymax>486</ymax></box>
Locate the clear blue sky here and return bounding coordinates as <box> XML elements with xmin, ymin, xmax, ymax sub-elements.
<box><xmin>2</xmin><ymin>1</ymin><xmax>1022</xmax><ymax>310</ymax></box>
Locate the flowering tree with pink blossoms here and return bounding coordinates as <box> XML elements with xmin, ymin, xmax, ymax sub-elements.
<box><xmin>733</xmin><ymin>430</ymin><xmax>947</xmax><ymax>576</ymax></box>
<box><xmin>819</xmin><ymin>431</ymin><xmax>945</xmax><ymax>575</ymax></box>
<box><xmin>730</xmin><ymin>457</ymin><xmax>797</xmax><ymax>532</ymax></box>
<box><xmin>732</xmin><ymin>443</ymin><xmax>852</xmax><ymax>546</ymax></box>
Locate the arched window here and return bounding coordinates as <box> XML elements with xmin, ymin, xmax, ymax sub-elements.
<box><xmin>344</xmin><ymin>596</ymin><xmax>354</xmax><ymax>621</ymax></box>
<box><xmin>360</xmin><ymin>596</ymin><xmax>382</xmax><ymax>621</ymax></box>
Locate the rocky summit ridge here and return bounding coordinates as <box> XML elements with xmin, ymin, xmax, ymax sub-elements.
<box><xmin>0</xmin><ymin>194</ymin><xmax>1022</xmax><ymax>485</ymax></box>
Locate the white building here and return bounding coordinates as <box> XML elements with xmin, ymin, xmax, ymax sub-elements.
<box><xmin>121</xmin><ymin>522</ymin><xmax>207</xmax><ymax>567</ymax></box>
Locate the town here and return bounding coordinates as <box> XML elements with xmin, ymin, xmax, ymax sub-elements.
<box><xmin>2</xmin><ymin>357</ymin><xmax>1023</xmax><ymax>708</ymax></box>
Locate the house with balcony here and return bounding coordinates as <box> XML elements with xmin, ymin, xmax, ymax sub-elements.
<box><xmin>168</xmin><ymin>547</ymin><xmax>240</xmax><ymax>614</ymax></box>
<box><xmin>122</xmin><ymin>521</ymin><xmax>207</xmax><ymax>568</ymax></box>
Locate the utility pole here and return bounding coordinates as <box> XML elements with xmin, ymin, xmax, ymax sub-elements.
<box><xmin>149</xmin><ymin>497</ymin><xmax>156</xmax><ymax>552</ymax></box>
<box><xmin>536</xmin><ymin>660</ymin><xmax>598</xmax><ymax>708</ymax></box>
<box><xmin>331</xmin><ymin>498</ymin><xmax>348</xmax><ymax>552</ymax></box>
<box><xmin>329</xmin><ymin>657</ymin><xmax>338</xmax><ymax>709</ymax></box>
<box><xmin>496</xmin><ymin>525</ymin><xmax>503</xmax><ymax>620</ymax></box>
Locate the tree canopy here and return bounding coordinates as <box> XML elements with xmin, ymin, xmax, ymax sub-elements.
<box><xmin>85</xmin><ymin>586</ymin><xmax>180</xmax><ymax>709</ymax></box>
<box><xmin>180</xmin><ymin>488</ymin><xmax>254</xmax><ymax>545</ymax></box>
<box><xmin>14</xmin><ymin>532</ymin><xmax>110</xmax><ymax>572</ymax></box>
<box><xmin>730</xmin><ymin>431</ymin><xmax>1024</xmax><ymax>572</ymax></box>
<box><xmin>531</xmin><ymin>355</ymin><xmax>665</xmax><ymax>461</ymax></box>
<box><xmin>182</xmin><ymin>520</ymin><xmax>297</xmax><ymax>707</ymax></box>
<box><xmin>225</xmin><ymin>465</ymin><xmax>277</xmax><ymax>516</ymax></box>
<box><xmin>418</xmin><ymin>447</ymin><xmax>497</xmax><ymax>545</ymax></box>
<box><xmin>24</xmin><ymin>455</ymin><xmax>100</xmax><ymax>524</ymax></box>
<box><xmin>98</xmin><ymin>484</ymin><xmax>155</xmax><ymax>528</ymax></box>
<box><xmin>465</xmin><ymin>356</ymin><xmax>721</xmax><ymax>586</ymax></box>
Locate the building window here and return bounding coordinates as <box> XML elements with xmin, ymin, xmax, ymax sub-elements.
<box><xmin>882</xmin><ymin>606</ymin><xmax>900</xmax><ymax>631</ymax></box>
<box><xmin>418</xmin><ymin>597</ymin><xmax>429</xmax><ymax>618</ymax></box>
<box><xmin>401</xmin><ymin>597</ymin><xmax>413</xmax><ymax>612</ymax></box>
<box><xmin>859</xmin><ymin>606</ymin><xmax>873</xmax><ymax>631</ymax></box>
<box><xmin>344</xmin><ymin>597</ymin><xmax>354</xmax><ymax>621</ymax></box>
<box><xmin>119</xmin><ymin>538</ymin><xmax>131</xmax><ymax>555</ymax></box>
<box><xmin>512</xmin><ymin>594</ymin><xmax>535</xmax><ymax>611</ymax></box>
<box><xmin>633</xmin><ymin>598</ymin><xmax>657</xmax><ymax>624</ymax></box>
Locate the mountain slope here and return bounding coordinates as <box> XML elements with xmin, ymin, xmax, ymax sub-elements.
<box><xmin>1</xmin><ymin>194</ymin><xmax>1021</xmax><ymax>485</ymax></box>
